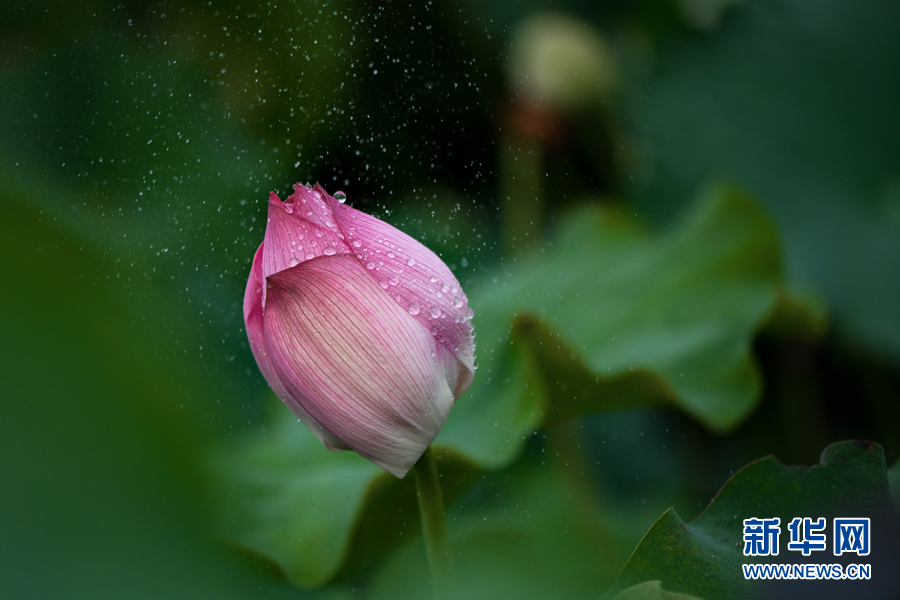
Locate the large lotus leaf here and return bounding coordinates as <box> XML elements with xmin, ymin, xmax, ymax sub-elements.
<box><xmin>437</xmin><ymin>184</ymin><xmax>803</xmax><ymax>466</ymax></box>
<box><xmin>600</xmin><ymin>441</ymin><xmax>899</xmax><ymax>600</ymax></box>
<box><xmin>629</xmin><ymin>0</ymin><xmax>900</xmax><ymax>361</ymax></box>
<box><xmin>210</xmin><ymin>184</ymin><xmax>818</xmax><ymax>588</ymax></box>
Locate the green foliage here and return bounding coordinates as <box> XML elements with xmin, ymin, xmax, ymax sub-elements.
<box><xmin>600</xmin><ymin>441</ymin><xmax>894</xmax><ymax>600</ymax></box>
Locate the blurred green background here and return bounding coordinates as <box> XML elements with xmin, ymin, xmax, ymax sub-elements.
<box><xmin>2</xmin><ymin>0</ymin><xmax>899</xmax><ymax>598</ymax></box>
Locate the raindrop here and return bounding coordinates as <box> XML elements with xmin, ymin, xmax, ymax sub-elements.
<box><xmin>305</xmin><ymin>252</ymin><xmax>315</xmax><ymax>260</ymax></box>
<box><xmin>407</xmin><ymin>258</ymin><xmax>415</xmax><ymax>267</ymax></box>
<box><xmin>441</xmin><ymin>283</ymin><xmax>450</xmax><ymax>293</ymax></box>
<box><xmin>430</xmin><ymin>306</ymin><xmax>441</xmax><ymax>319</ymax></box>
<box><xmin>288</xmin><ymin>257</ymin><xmax>300</xmax><ymax>267</ymax></box>
<box><xmin>388</xmin><ymin>274</ymin><xmax>399</xmax><ymax>286</ymax></box>
<box><xmin>323</xmin><ymin>245</ymin><xmax>337</xmax><ymax>256</ymax></box>
<box><xmin>283</xmin><ymin>203</ymin><xmax>294</xmax><ymax>214</ymax></box>
<box><xmin>380</xmin><ymin>281</ymin><xmax>389</xmax><ymax>289</ymax></box>
<box><xmin>387</xmin><ymin>251</ymin><xmax>396</xmax><ymax>259</ymax></box>
<box><xmin>366</xmin><ymin>262</ymin><xmax>376</xmax><ymax>270</ymax></box>
<box><xmin>453</xmin><ymin>296</ymin><xmax>463</xmax><ymax>308</ymax></box>
<box><xmin>334</xmin><ymin>191</ymin><xmax>347</xmax><ymax>203</ymax></box>
<box><xmin>352</xmin><ymin>240</ymin><xmax>362</xmax><ymax>248</ymax></box>
<box><xmin>467</xmin><ymin>307</ymin><xmax>475</xmax><ymax>318</ymax></box>
<box><xmin>407</xmin><ymin>301</ymin><xmax>421</xmax><ymax>315</ymax></box>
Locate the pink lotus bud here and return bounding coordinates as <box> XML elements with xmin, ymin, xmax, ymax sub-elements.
<box><xmin>243</xmin><ymin>183</ymin><xmax>475</xmax><ymax>478</ymax></box>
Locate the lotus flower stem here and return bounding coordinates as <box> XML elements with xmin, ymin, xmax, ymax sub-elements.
<box><xmin>412</xmin><ymin>446</ymin><xmax>454</xmax><ymax>598</ymax></box>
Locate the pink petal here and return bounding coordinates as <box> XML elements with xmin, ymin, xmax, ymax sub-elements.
<box><xmin>262</xmin><ymin>184</ymin><xmax>351</xmax><ymax>282</ymax></box>
<box><xmin>263</xmin><ymin>254</ymin><xmax>456</xmax><ymax>478</ymax></box>
<box><xmin>315</xmin><ymin>184</ymin><xmax>475</xmax><ymax>396</ymax></box>
<box><xmin>243</xmin><ymin>243</ymin><xmax>347</xmax><ymax>451</ymax></box>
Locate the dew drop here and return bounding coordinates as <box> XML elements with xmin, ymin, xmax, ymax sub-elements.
<box><xmin>305</xmin><ymin>252</ymin><xmax>315</xmax><ymax>260</ymax></box>
<box><xmin>388</xmin><ymin>274</ymin><xmax>400</xmax><ymax>286</ymax></box>
<box><xmin>441</xmin><ymin>283</ymin><xmax>450</xmax><ymax>293</ymax></box>
<box><xmin>430</xmin><ymin>306</ymin><xmax>441</xmax><ymax>319</ymax></box>
<box><xmin>407</xmin><ymin>258</ymin><xmax>415</xmax><ymax>267</ymax></box>
<box><xmin>283</xmin><ymin>203</ymin><xmax>294</xmax><ymax>214</ymax></box>
<box><xmin>323</xmin><ymin>245</ymin><xmax>337</xmax><ymax>256</ymax></box>
<box><xmin>453</xmin><ymin>296</ymin><xmax>463</xmax><ymax>308</ymax></box>
<box><xmin>467</xmin><ymin>307</ymin><xmax>475</xmax><ymax>318</ymax></box>
<box><xmin>407</xmin><ymin>300</ymin><xmax>421</xmax><ymax>315</ymax></box>
<box><xmin>387</xmin><ymin>251</ymin><xmax>396</xmax><ymax>259</ymax></box>
<box><xmin>380</xmin><ymin>281</ymin><xmax>389</xmax><ymax>289</ymax></box>
<box><xmin>288</xmin><ymin>257</ymin><xmax>300</xmax><ymax>267</ymax></box>
<box><xmin>352</xmin><ymin>240</ymin><xmax>362</xmax><ymax>248</ymax></box>
<box><xmin>334</xmin><ymin>191</ymin><xmax>347</xmax><ymax>203</ymax></box>
<box><xmin>366</xmin><ymin>262</ymin><xmax>376</xmax><ymax>270</ymax></box>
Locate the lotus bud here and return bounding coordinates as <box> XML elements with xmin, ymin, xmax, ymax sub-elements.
<box><xmin>243</xmin><ymin>183</ymin><xmax>475</xmax><ymax>478</ymax></box>
<box><xmin>508</xmin><ymin>14</ymin><xmax>617</xmax><ymax>112</ymax></box>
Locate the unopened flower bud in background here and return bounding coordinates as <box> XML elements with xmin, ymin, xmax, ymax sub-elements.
<box><xmin>243</xmin><ymin>183</ymin><xmax>475</xmax><ymax>478</ymax></box>
<box><xmin>508</xmin><ymin>14</ymin><xmax>617</xmax><ymax>113</ymax></box>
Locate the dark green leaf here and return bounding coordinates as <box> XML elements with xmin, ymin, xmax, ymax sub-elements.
<box><xmin>600</xmin><ymin>441</ymin><xmax>894</xmax><ymax>600</ymax></box>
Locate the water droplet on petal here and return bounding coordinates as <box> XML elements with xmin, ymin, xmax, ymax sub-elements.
<box><xmin>366</xmin><ymin>262</ymin><xmax>375</xmax><ymax>270</ymax></box>
<box><xmin>352</xmin><ymin>240</ymin><xmax>362</xmax><ymax>248</ymax></box>
<box><xmin>407</xmin><ymin>300</ymin><xmax>421</xmax><ymax>315</ymax></box>
<box><xmin>288</xmin><ymin>257</ymin><xmax>299</xmax><ymax>267</ymax></box>
<box><xmin>305</xmin><ymin>252</ymin><xmax>315</xmax><ymax>260</ymax></box>
<box><xmin>430</xmin><ymin>305</ymin><xmax>441</xmax><ymax>318</ymax></box>
<box><xmin>453</xmin><ymin>296</ymin><xmax>463</xmax><ymax>308</ymax></box>
<box><xmin>283</xmin><ymin>203</ymin><xmax>294</xmax><ymax>214</ymax></box>
<box><xmin>388</xmin><ymin>274</ymin><xmax>399</xmax><ymax>286</ymax></box>
<box><xmin>334</xmin><ymin>191</ymin><xmax>347</xmax><ymax>203</ymax></box>
<box><xmin>442</xmin><ymin>283</ymin><xmax>450</xmax><ymax>293</ymax></box>
<box><xmin>323</xmin><ymin>245</ymin><xmax>336</xmax><ymax>256</ymax></box>
<box><xmin>380</xmin><ymin>281</ymin><xmax>389</xmax><ymax>289</ymax></box>
<box><xmin>387</xmin><ymin>251</ymin><xmax>396</xmax><ymax>259</ymax></box>
<box><xmin>407</xmin><ymin>258</ymin><xmax>415</xmax><ymax>267</ymax></box>
<box><xmin>467</xmin><ymin>307</ymin><xmax>475</xmax><ymax>318</ymax></box>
